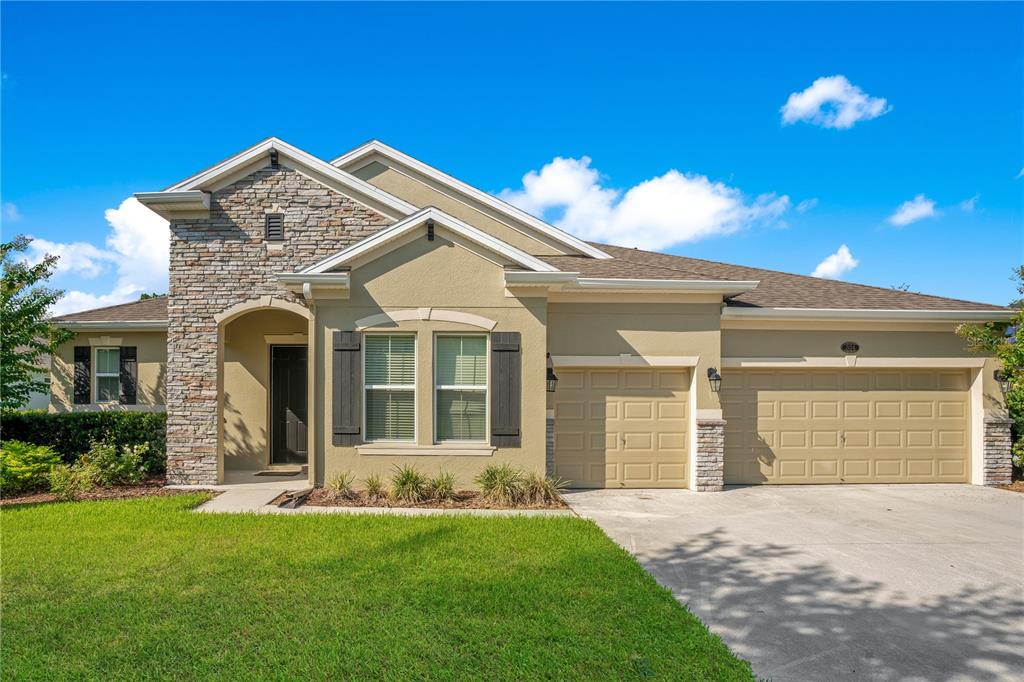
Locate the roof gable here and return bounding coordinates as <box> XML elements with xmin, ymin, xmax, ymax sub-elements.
<box><xmin>299</xmin><ymin>207</ymin><xmax>560</xmax><ymax>274</ymax></box>
<box><xmin>331</xmin><ymin>140</ymin><xmax>612</xmax><ymax>260</ymax></box>
<box><xmin>138</xmin><ymin>138</ymin><xmax>417</xmax><ymax>221</ymax></box>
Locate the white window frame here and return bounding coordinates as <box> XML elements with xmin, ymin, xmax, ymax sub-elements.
<box><xmin>94</xmin><ymin>346</ymin><xmax>120</xmax><ymax>404</ymax></box>
<box><xmin>362</xmin><ymin>333</ymin><xmax>416</xmax><ymax>443</ymax></box>
<box><xmin>434</xmin><ymin>333</ymin><xmax>489</xmax><ymax>444</ymax></box>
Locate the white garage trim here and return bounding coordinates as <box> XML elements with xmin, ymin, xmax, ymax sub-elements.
<box><xmin>552</xmin><ymin>355</ymin><xmax>699</xmax><ymax>367</ymax></box>
<box><xmin>722</xmin><ymin>357</ymin><xmax>986</xmax><ymax>369</ymax></box>
<box><xmin>970</xmin><ymin>367</ymin><xmax>985</xmax><ymax>486</ymax></box>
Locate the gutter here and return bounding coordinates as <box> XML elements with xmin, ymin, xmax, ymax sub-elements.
<box><xmin>55</xmin><ymin>320</ymin><xmax>167</xmax><ymax>331</ymax></box>
<box><xmin>721</xmin><ymin>307</ymin><xmax>1015</xmax><ymax>322</ymax></box>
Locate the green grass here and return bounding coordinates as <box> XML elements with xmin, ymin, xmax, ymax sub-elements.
<box><xmin>1</xmin><ymin>495</ymin><xmax>752</xmax><ymax>681</ymax></box>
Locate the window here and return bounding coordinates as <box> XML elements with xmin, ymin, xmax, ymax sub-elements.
<box><xmin>95</xmin><ymin>347</ymin><xmax>120</xmax><ymax>403</ymax></box>
<box><xmin>265</xmin><ymin>213</ymin><xmax>284</xmax><ymax>241</ymax></box>
<box><xmin>364</xmin><ymin>335</ymin><xmax>415</xmax><ymax>441</ymax></box>
<box><xmin>435</xmin><ymin>335</ymin><xmax>487</xmax><ymax>442</ymax></box>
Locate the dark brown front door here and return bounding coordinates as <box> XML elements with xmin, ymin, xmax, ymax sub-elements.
<box><xmin>271</xmin><ymin>345</ymin><xmax>308</xmax><ymax>465</ymax></box>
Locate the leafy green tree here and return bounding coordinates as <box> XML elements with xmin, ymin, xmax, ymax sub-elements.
<box><xmin>0</xmin><ymin>236</ymin><xmax>73</xmax><ymax>411</ymax></box>
<box><xmin>956</xmin><ymin>266</ymin><xmax>1024</xmax><ymax>473</ymax></box>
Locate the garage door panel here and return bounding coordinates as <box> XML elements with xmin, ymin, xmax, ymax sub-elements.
<box><xmin>723</xmin><ymin>369</ymin><xmax>969</xmax><ymax>485</ymax></box>
<box><xmin>554</xmin><ymin>367</ymin><xmax>689</xmax><ymax>489</ymax></box>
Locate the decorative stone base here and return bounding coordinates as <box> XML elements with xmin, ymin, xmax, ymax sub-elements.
<box><xmin>983</xmin><ymin>417</ymin><xmax>1013</xmax><ymax>486</ymax></box>
<box><xmin>695</xmin><ymin>418</ymin><xmax>726</xmax><ymax>492</ymax></box>
<box><xmin>545</xmin><ymin>410</ymin><xmax>555</xmax><ymax>476</ymax></box>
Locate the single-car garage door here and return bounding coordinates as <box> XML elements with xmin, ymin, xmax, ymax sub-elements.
<box><xmin>722</xmin><ymin>369</ymin><xmax>970</xmax><ymax>484</ymax></box>
<box><xmin>553</xmin><ymin>367</ymin><xmax>689</xmax><ymax>488</ymax></box>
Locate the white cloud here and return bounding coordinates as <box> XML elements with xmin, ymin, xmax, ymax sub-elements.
<box><xmin>811</xmin><ymin>244</ymin><xmax>859</xmax><ymax>279</ymax></box>
<box><xmin>887</xmin><ymin>194</ymin><xmax>938</xmax><ymax>226</ymax></box>
<box><xmin>781</xmin><ymin>75</ymin><xmax>890</xmax><ymax>129</ymax></box>
<box><xmin>1017</xmin><ymin>168</ymin><xmax>1023</xmax><ymax>179</ymax></box>
<box><xmin>25</xmin><ymin>238</ymin><xmax>115</xmax><ymax>279</ymax></box>
<box><xmin>31</xmin><ymin>197</ymin><xmax>169</xmax><ymax>316</ymax></box>
<box><xmin>796</xmin><ymin>198</ymin><xmax>818</xmax><ymax>214</ymax></box>
<box><xmin>959</xmin><ymin>195</ymin><xmax>979</xmax><ymax>213</ymax></box>
<box><xmin>500</xmin><ymin>156</ymin><xmax>790</xmax><ymax>251</ymax></box>
<box><xmin>4</xmin><ymin>202</ymin><xmax>21</xmax><ymax>222</ymax></box>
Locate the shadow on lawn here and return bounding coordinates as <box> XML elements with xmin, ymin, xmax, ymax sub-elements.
<box><xmin>640</xmin><ymin>528</ymin><xmax>1024</xmax><ymax>682</ymax></box>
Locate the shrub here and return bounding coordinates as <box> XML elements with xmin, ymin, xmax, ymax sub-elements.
<box><xmin>391</xmin><ymin>465</ymin><xmax>426</xmax><ymax>503</ymax></box>
<box><xmin>475</xmin><ymin>463</ymin><xmax>524</xmax><ymax>506</ymax></box>
<box><xmin>523</xmin><ymin>472</ymin><xmax>569</xmax><ymax>505</ymax></box>
<box><xmin>78</xmin><ymin>441</ymin><xmax>150</xmax><ymax>487</ymax></box>
<box><xmin>0</xmin><ymin>411</ymin><xmax>166</xmax><ymax>472</ymax></box>
<box><xmin>0</xmin><ymin>440</ymin><xmax>62</xmax><ymax>495</ymax></box>
<box><xmin>364</xmin><ymin>473</ymin><xmax>388</xmax><ymax>501</ymax></box>
<box><xmin>327</xmin><ymin>471</ymin><xmax>357</xmax><ymax>498</ymax></box>
<box><xmin>426</xmin><ymin>471</ymin><xmax>456</xmax><ymax>502</ymax></box>
<box><xmin>48</xmin><ymin>463</ymin><xmax>94</xmax><ymax>502</ymax></box>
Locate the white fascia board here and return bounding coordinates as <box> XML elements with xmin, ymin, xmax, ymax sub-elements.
<box><xmin>276</xmin><ymin>273</ymin><xmax>351</xmax><ymax>286</ymax></box>
<box><xmin>504</xmin><ymin>271</ymin><xmax>580</xmax><ymax>285</ymax></box>
<box><xmin>573</xmin><ymin>278</ymin><xmax>760</xmax><ymax>295</ymax></box>
<box><xmin>300</xmin><ymin>207</ymin><xmax>558</xmax><ymax>274</ymax></box>
<box><xmin>158</xmin><ymin>138</ymin><xmax>417</xmax><ymax>217</ymax></box>
<box><xmin>56</xmin><ymin>320</ymin><xmax>167</xmax><ymax>331</ymax></box>
<box><xmin>721</xmin><ymin>307</ymin><xmax>1015</xmax><ymax>322</ymax></box>
<box><xmin>134</xmin><ymin>191</ymin><xmax>211</xmax><ymax>219</ymax></box>
<box><xmin>330</xmin><ymin>140</ymin><xmax>612</xmax><ymax>260</ymax></box>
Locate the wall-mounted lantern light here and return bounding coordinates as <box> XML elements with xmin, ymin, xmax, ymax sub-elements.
<box><xmin>994</xmin><ymin>370</ymin><xmax>1010</xmax><ymax>395</ymax></box>
<box><xmin>546</xmin><ymin>353</ymin><xmax>559</xmax><ymax>393</ymax></box>
<box><xmin>707</xmin><ymin>367</ymin><xmax>722</xmax><ymax>393</ymax></box>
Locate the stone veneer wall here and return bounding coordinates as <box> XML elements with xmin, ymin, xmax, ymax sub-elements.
<box><xmin>166</xmin><ymin>166</ymin><xmax>391</xmax><ymax>484</ymax></box>
<box><xmin>545</xmin><ymin>410</ymin><xmax>555</xmax><ymax>476</ymax></box>
<box><xmin>983</xmin><ymin>417</ymin><xmax>1014</xmax><ymax>487</ymax></box>
<box><xmin>694</xmin><ymin>418</ymin><xmax>726</xmax><ymax>492</ymax></box>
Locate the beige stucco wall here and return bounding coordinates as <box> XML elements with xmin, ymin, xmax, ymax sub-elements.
<box><xmin>721</xmin><ymin>326</ymin><xmax>1006</xmax><ymax>415</ymax></box>
<box><xmin>314</xmin><ymin>231</ymin><xmax>547</xmax><ymax>488</ymax></box>
<box><xmin>51</xmin><ymin>331</ymin><xmax>167</xmax><ymax>412</ymax></box>
<box><xmin>222</xmin><ymin>309</ymin><xmax>308</xmax><ymax>471</ymax></box>
<box><xmin>352</xmin><ymin>160</ymin><xmax>571</xmax><ymax>257</ymax></box>
<box><xmin>547</xmin><ymin>301</ymin><xmax>723</xmax><ymax>410</ymax></box>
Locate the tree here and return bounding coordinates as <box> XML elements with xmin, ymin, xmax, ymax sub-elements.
<box><xmin>0</xmin><ymin>236</ymin><xmax>73</xmax><ymax>411</ymax></box>
<box><xmin>956</xmin><ymin>266</ymin><xmax>1024</xmax><ymax>474</ymax></box>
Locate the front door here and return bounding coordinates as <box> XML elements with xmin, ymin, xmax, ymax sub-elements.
<box><xmin>270</xmin><ymin>345</ymin><xmax>308</xmax><ymax>465</ymax></box>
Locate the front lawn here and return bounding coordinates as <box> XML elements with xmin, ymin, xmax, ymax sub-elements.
<box><xmin>1</xmin><ymin>495</ymin><xmax>752</xmax><ymax>680</ymax></box>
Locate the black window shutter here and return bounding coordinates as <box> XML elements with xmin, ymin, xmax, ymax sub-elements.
<box><xmin>73</xmin><ymin>346</ymin><xmax>91</xmax><ymax>405</ymax></box>
<box><xmin>265</xmin><ymin>213</ymin><xmax>284</xmax><ymax>241</ymax></box>
<box><xmin>333</xmin><ymin>331</ymin><xmax>362</xmax><ymax>446</ymax></box>
<box><xmin>119</xmin><ymin>346</ymin><xmax>137</xmax><ymax>405</ymax></box>
<box><xmin>490</xmin><ymin>332</ymin><xmax>521</xmax><ymax>447</ymax></box>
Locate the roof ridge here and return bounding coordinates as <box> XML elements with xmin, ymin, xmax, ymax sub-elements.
<box><xmin>590</xmin><ymin>242</ymin><xmax>1007</xmax><ymax>310</ymax></box>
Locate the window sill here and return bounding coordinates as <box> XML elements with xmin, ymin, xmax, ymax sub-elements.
<box><xmin>357</xmin><ymin>443</ymin><xmax>495</xmax><ymax>457</ymax></box>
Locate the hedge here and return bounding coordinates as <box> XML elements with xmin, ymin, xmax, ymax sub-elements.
<box><xmin>0</xmin><ymin>411</ymin><xmax>166</xmax><ymax>473</ymax></box>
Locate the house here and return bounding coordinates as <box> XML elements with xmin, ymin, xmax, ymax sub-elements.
<box><xmin>49</xmin><ymin>138</ymin><xmax>1015</xmax><ymax>490</ymax></box>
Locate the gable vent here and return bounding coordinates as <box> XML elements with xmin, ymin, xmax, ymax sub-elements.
<box><xmin>265</xmin><ymin>213</ymin><xmax>284</xmax><ymax>241</ymax></box>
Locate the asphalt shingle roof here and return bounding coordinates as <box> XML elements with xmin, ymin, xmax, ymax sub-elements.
<box><xmin>539</xmin><ymin>243</ymin><xmax>1008</xmax><ymax>312</ymax></box>
<box><xmin>52</xmin><ymin>296</ymin><xmax>168</xmax><ymax>323</ymax></box>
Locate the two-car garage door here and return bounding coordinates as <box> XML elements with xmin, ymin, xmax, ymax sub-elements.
<box><xmin>721</xmin><ymin>369</ymin><xmax>970</xmax><ymax>484</ymax></box>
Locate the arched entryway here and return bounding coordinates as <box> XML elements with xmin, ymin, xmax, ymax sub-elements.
<box><xmin>215</xmin><ymin>297</ymin><xmax>310</xmax><ymax>479</ymax></box>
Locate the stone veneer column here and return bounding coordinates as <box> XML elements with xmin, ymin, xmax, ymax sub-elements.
<box><xmin>545</xmin><ymin>409</ymin><xmax>555</xmax><ymax>476</ymax></box>
<box><xmin>694</xmin><ymin>418</ymin><xmax>726</xmax><ymax>492</ymax></box>
<box><xmin>165</xmin><ymin>166</ymin><xmax>390</xmax><ymax>485</ymax></box>
<box><xmin>983</xmin><ymin>417</ymin><xmax>1013</xmax><ymax>486</ymax></box>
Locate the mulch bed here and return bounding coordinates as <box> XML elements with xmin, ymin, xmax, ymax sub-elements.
<box><xmin>997</xmin><ymin>480</ymin><xmax>1024</xmax><ymax>494</ymax></box>
<box><xmin>292</xmin><ymin>488</ymin><xmax>567</xmax><ymax>510</ymax></box>
<box><xmin>0</xmin><ymin>478</ymin><xmax>218</xmax><ymax>507</ymax></box>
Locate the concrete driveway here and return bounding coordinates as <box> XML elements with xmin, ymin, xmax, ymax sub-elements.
<box><xmin>566</xmin><ymin>485</ymin><xmax>1024</xmax><ymax>682</ymax></box>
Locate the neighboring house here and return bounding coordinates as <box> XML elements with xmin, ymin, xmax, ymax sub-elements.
<box><xmin>50</xmin><ymin>138</ymin><xmax>1014</xmax><ymax>490</ymax></box>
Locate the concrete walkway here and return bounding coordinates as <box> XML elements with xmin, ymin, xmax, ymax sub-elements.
<box><xmin>566</xmin><ymin>485</ymin><xmax>1024</xmax><ymax>682</ymax></box>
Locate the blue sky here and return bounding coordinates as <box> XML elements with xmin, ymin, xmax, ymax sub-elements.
<box><xmin>2</xmin><ymin>1</ymin><xmax>1021</xmax><ymax>313</ymax></box>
